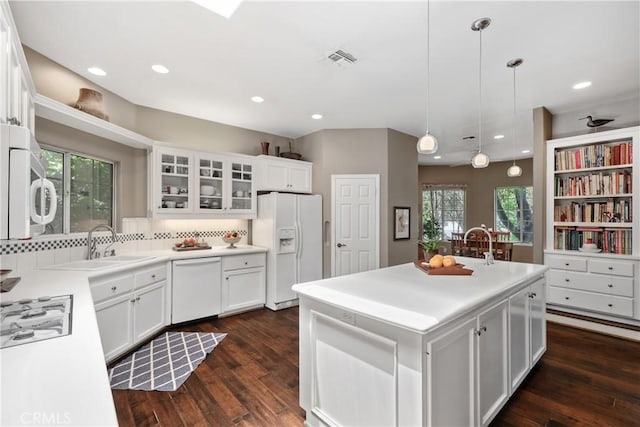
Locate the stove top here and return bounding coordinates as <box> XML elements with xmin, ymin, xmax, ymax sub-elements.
<box><xmin>0</xmin><ymin>295</ymin><xmax>73</xmax><ymax>349</ymax></box>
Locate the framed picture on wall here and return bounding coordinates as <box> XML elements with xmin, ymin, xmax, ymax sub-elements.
<box><xmin>394</xmin><ymin>207</ymin><xmax>410</xmax><ymax>240</ymax></box>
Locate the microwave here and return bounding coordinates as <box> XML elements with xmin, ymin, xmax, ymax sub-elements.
<box><xmin>0</xmin><ymin>124</ymin><xmax>57</xmax><ymax>239</ymax></box>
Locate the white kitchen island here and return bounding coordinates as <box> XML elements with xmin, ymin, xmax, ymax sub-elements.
<box><xmin>292</xmin><ymin>257</ymin><xmax>549</xmax><ymax>427</ymax></box>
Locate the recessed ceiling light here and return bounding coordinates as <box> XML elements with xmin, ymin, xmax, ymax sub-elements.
<box><xmin>494</xmin><ymin>134</ymin><xmax>505</xmax><ymax>139</ymax></box>
<box><xmin>251</xmin><ymin>96</ymin><xmax>264</xmax><ymax>103</ymax></box>
<box><xmin>311</xmin><ymin>114</ymin><xmax>323</xmax><ymax>120</ymax></box>
<box><xmin>521</xmin><ymin>149</ymin><xmax>531</xmax><ymax>154</ymax></box>
<box><xmin>433</xmin><ymin>155</ymin><xmax>442</xmax><ymax>159</ymax></box>
<box><xmin>87</xmin><ymin>67</ymin><xmax>106</xmax><ymax>76</ymax></box>
<box><xmin>573</xmin><ymin>81</ymin><xmax>592</xmax><ymax>90</ymax></box>
<box><xmin>151</xmin><ymin>64</ymin><xmax>169</xmax><ymax>74</ymax></box>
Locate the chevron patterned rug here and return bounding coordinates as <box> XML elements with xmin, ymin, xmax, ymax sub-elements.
<box><xmin>108</xmin><ymin>331</ymin><xmax>226</xmax><ymax>391</ymax></box>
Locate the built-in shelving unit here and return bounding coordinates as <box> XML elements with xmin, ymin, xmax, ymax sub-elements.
<box><xmin>544</xmin><ymin>126</ymin><xmax>639</xmax><ymax>326</ymax></box>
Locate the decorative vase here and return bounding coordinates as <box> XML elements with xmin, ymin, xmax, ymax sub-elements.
<box><xmin>260</xmin><ymin>141</ymin><xmax>270</xmax><ymax>155</ymax></box>
<box><xmin>424</xmin><ymin>249</ymin><xmax>438</xmax><ymax>262</ymax></box>
<box><xmin>74</xmin><ymin>88</ymin><xmax>109</xmax><ymax>121</ymax></box>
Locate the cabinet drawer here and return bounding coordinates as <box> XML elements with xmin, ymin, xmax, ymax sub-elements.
<box><xmin>91</xmin><ymin>274</ymin><xmax>134</xmax><ymax>303</ymax></box>
<box><xmin>545</xmin><ymin>255</ymin><xmax>587</xmax><ymax>272</ymax></box>
<box><xmin>548</xmin><ymin>286</ymin><xmax>633</xmax><ymax>317</ymax></box>
<box><xmin>547</xmin><ymin>270</ymin><xmax>634</xmax><ymax>297</ymax></box>
<box><xmin>223</xmin><ymin>253</ymin><xmax>265</xmax><ymax>271</ymax></box>
<box><xmin>134</xmin><ymin>264</ymin><xmax>167</xmax><ymax>288</ymax></box>
<box><xmin>589</xmin><ymin>259</ymin><xmax>634</xmax><ymax>277</ymax></box>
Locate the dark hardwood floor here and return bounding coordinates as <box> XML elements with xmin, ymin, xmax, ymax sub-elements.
<box><xmin>112</xmin><ymin>308</ymin><xmax>640</xmax><ymax>427</ymax></box>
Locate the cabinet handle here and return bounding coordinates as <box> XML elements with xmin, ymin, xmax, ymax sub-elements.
<box><xmin>564</xmin><ymin>263</ymin><xmax>570</xmax><ymax>266</ymax></box>
<box><xmin>565</xmin><ymin>278</ymin><xmax>570</xmax><ymax>282</ymax></box>
<box><xmin>111</xmin><ymin>286</ymin><xmax>117</xmax><ymax>291</ymax></box>
<box><xmin>131</xmin><ymin>299</ymin><xmax>136</xmax><ymax>303</ymax></box>
<box><xmin>608</xmin><ymin>284</ymin><xmax>613</xmax><ymax>288</ymax></box>
<box><xmin>226</xmin><ymin>277</ymin><xmax>229</xmax><ymax>281</ymax></box>
<box><xmin>151</xmin><ymin>274</ymin><xmax>156</xmax><ymax>279</ymax></box>
<box><xmin>476</xmin><ymin>326</ymin><xmax>487</xmax><ymax>336</ymax></box>
<box><xmin>244</xmin><ymin>261</ymin><xmax>248</xmax><ymax>265</ymax></box>
<box><xmin>608</xmin><ymin>303</ymin><xmax>613</xmax><ymax>307</ymax></box>
<box><xmin>565</xmin><ymin>296</ymin><xmax>570</xmax><ymax>300</ymax></box>
<box><xmin>608</xmin><ymin>266</ymin><xmax>613</xmax><ymax>271</ymax></box>
<box><xmin>136</xmin><ymin>296</ymin><xmax>141</xmax><ymax>302</ymax></box>
<box><xmin>529</xmin><ymin>292</ymin><xmax>537</xmax><ymax>298</ymax></box>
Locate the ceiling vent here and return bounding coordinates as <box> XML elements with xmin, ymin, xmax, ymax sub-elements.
<box><xmin>328</xmin><ymin>49</ymin><xmax>357</xmax><ymax>64</ymax></box>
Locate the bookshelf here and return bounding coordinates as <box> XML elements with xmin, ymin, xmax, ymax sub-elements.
<box><xmin>544</xmin><ymin>126</ymin><xmax>639</xmax><ymax>326</ymax></box>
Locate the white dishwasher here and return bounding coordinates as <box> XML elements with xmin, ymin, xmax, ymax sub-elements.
<box><xmin>172</xmin><ymin>257</ymin><xmax>222</xmax><ymax>323</ymax></box>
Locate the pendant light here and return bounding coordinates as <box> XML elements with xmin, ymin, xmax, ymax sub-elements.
<box><xmin>417</xmin><ymin>0</ymin><xmax>438</xmax><ymax>154</ymax></box>
<box><xmin>506</xmin><ymin>58</ymin><xmax>523</xmax><ymax>177</ymax></box>
<box><xmin>470</xmin><ymin>18</ymin><xmax>491</xmax><ymax>168</ymax></box>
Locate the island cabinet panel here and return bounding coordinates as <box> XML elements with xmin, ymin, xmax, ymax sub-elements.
<box><xmin>425</xmin><ymin>318</ymin><xmax>476</xmax><ymax>427</ymax></box>
<box><xmin>309</xmin><ymin>311</ymin><xmax>397</xmax><ymax>427</ymax></box>
<box><xmin>477</xmin><ymin>300</ymin><xmax>509</xmax><ymax>426</ymax></box>
<box><xmin>509</xmin><ymin>278</ymin><xmax>547</xmax><ymax>393</ymax></box>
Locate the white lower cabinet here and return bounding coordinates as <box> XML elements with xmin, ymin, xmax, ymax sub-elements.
<box><xmin>508</xmin><ymin>278</ymin><xmax>546</xmax><ymax>392</ymax></box>
<box><xmin>425</xmin><ymin>300</ymin><xmax>509</xmax><ymax>427</ymax></box>
<box><xmin>92</xmin><ymin>262</ymin><xmax>168</xmax><ymax>363</ymax></box>
<box><xmin>221</xmin><ymin>253</ymin><xmax>266</xmax><ymax>315</ymax></box>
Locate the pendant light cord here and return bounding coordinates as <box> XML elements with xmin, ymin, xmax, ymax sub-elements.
<box><xmin>478</xmin><ymin>26</ymin><xmax>483</xmax><ymax>154</ymax></box>
<box><xmin>426</xmin><ymin>0</ymin><xmax>431</xmax><ymax>134</ymax></box>
<box><xmin>512</xmin><ymin>65</ymin><xmax>517</xmax><ymax>166</ymax></box>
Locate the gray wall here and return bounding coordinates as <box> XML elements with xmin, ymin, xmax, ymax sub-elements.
<box><xmin>418</xmin><ymin>158</ymin><xmax>534</xmax><ymax>263</ymax></box>
<box><xmin>297</xmin><ymin>129</ymin><xmax>389</xmax><ymax>277</ymax></box>
<box><xmin>36</xmin><ymin>118</ymin><xmax>148</xmax><ymax>230</ymax></box>
<box><xmin>387</xmin><ymin>129</ymin><xmax>419</xmax><ymax>266</ymax></box>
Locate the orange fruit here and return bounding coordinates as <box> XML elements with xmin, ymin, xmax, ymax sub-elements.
<box><xmin>443</xmin><ymin>256</ymin><xmax>456</xmax><ymax>267</ymax></box>
<box><xmin>429</xmin><ymin>254</ymin><xmax>444</xmax><ymax>268</ymax></box>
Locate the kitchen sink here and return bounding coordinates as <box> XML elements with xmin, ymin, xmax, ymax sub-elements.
<box><xmin>48</xmin><ymin>256</ymin><xmax>156</xmax><ymax>271</ymax></box>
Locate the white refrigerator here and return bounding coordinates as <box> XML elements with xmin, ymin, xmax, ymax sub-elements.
<box><xmin>252</xmin><ymin>192</ymin><xmax>322</xmax><ymax>310</ymax></box>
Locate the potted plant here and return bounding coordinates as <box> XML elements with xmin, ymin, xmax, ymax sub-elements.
<box><xmin>418</xmin><ymin>216</ymin><xmax>442</xmax><ymax>262</ymax></box>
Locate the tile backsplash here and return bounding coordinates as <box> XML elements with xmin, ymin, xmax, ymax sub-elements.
<box><xmin>0</xmin><ymin>218</ymin><xmax>249</xmax><ymax>275</ymax></box>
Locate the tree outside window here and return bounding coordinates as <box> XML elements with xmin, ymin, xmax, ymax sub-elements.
<box><xmin>494</xmin><ymin>186</ymin><xmax>533</xmax><ymax>243</ymax></box>
<box><xmin>42</xmin><ymin>148</ymin><xmax>114</xmax><ymax>234</ymax></box>
<box><xmin>422</xmin><ymin>185</ymin><xmax>466</xmax><ymax>240</ymax></box>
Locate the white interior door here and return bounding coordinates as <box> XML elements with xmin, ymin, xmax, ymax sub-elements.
<box><xmin>331</xmin><ymin>175</ymin><xmax>379</xmax><ymax>277</ymax></box>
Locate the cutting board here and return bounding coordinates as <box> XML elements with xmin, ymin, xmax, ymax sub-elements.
<box><xmin>414</xmin><ymin>260</ymin><xmax>474</xmax><ymax>276</ymax></box>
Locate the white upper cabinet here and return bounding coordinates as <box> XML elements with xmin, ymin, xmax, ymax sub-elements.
<box><xmin>152</xmin><ymin>144</ymin><xmax>256</xmax><ymax>218</ymax></box>
<box><xmin>1</xmin><ymin>1</ymin><xmax>36</xmax><ymax>134</ymax></box>
<box><xmin>256</xmin><ymin>155</ymin><xmax>312</xmax><ymax>194</ymax></box>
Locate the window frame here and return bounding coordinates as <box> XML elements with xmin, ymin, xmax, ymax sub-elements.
<box><xmin>493</xmin><ymin>185</ymin><xmax>533</xmax><ymax>244</ymax></box>
<box><xmin>421</xmin><ymin>184</ymin><xmax>467</xmax><ymax>241</ymax></box>
<box><xmin>41</xmin><ymin>145</ymin><xmax>117</xmax><ymax>235</ymax></box>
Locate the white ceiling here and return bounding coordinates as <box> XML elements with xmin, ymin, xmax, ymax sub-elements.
<box><xmin>9</xmin><ymin>1</ymin><xmax>640</xmax><ymax>165</ymax></box>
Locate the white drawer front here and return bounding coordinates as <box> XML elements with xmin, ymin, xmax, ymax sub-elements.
<box><xmin>91</xmin><ymin>274</ymin><xmax>134</xmax><ymax>303</ymax></box>
<box><xmin>545</xmin><ymin>255</ymin><xmax>587</xmax><ymax>272</ymax></box>
<box><xmin>547</xmin><ymin>270</ymin><xmax>634</xmax><ymax>297</ymax></box>
<box><xmin>223</xmin><ymin>253</ymin><xmax>266</xmax><ymax>271</ymax></box>
<box><xmin>134</xmin><ymin>264</ymin><xmax>167</xmax><ymax>288</ymax></box>
<box><xmin>548</xmin><ymin>286</ymin><xmax>633</xmax><ymax>317</ymax></box>
<box><xmin>588</xmin><ymin>259</ymin><xmax>634</xmax><ymax>277</ymax></box>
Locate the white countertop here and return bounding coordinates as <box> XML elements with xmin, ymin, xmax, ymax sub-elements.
<box><xmin>0</xmin><ymin>244</ymin><xmax>266</xmax><ymax>426</ymax></box>
<box><xmin>292</xmin><ymin>257</ymin><xmax>549</xmax><ymax>333</ymax></box>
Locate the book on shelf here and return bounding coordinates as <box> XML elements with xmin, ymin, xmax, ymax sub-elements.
<box><xmin>554</xmin><ymin>226</ymin><xmax>632</xmax><ymax>254</ymax></box>
<box><xmin>555</xmin><ymin>140</ymin><xmax>633</xmax><ymax>171</ymax></box>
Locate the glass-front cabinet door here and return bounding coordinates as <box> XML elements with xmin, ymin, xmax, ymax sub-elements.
<box><xmin>197</xmin><ymin>156</ymin><xmax>225</xmax><ymax>212</ymax></box>
<box><xmin>156</xmin><ymin>148</ymin><xmax>192</xmax><ymax>212</ymax></box>
<box><xmin>229</xmin><ymin>158</ymin><xmax>253</xmax><ymax>213</ymax></box>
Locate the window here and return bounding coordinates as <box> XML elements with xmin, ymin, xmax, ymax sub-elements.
<box><xmin>494</xmin><ymin>186</ymin><xmax>533</xmax><ymax>243</ymax></box>
<box><xmin>422</xmin><ymin>185</ymin><xmax>466</xmax><ymax>240</ymax></box>
<box><xmin>42</xmin><ymin>148</ymin><xmax>114</xmax><ymax>234</ymax></box>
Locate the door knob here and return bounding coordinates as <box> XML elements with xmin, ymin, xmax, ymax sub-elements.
<box><xmin>337</xmin><ymin>243</ymin><xmax>347</xmax><ymax>248</ymax></box>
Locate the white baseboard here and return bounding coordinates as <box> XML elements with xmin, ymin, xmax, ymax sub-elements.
<box><xmin>547</xmin><ymin>313</ymin><xmax>640</xmax><ymax>342</ymax></box>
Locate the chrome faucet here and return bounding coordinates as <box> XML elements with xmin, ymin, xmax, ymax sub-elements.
<box><xmin>463</xmin><ymin>226</ymin><xmax>494</xmax><ymax>265</ymax></box>
<box><xmin>87</xmin><ymin>224</ymin><xmax>119</xmax><ymax>260</ymax></box>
